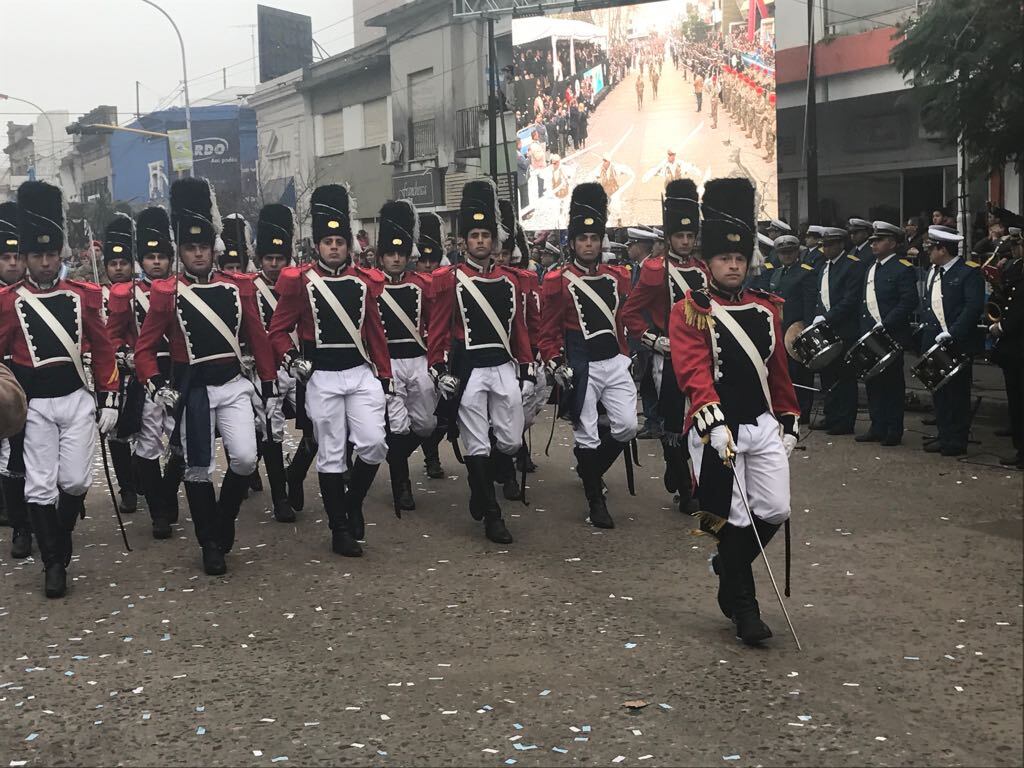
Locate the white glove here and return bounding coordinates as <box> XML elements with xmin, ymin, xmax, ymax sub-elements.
<box><xmin>653</xmin><ymin>335</ymin><xmax>670</xmax><ymax>355</ymax></box>
<box><xmin>936</xmin><ymin>331</ymin><xmax>952</xmax><ymax>344</ymax></box>
<box><xmin>115</xmin><ymin>345</ymin><xmax>134</xmax><ymax>373</ymax></box>
<box><xmin>437</xmin><ymin>374</ymin><xmax>459</xmax><ymax>399</ymax></box>
<box><xmin>152</xmin><ymin>386</ymin><xmax>180</xmax><ymax>411</ymax></box>
<box><xmin>96</xmin><ymin>407</ymin><xmax>118</xmax><ymax>436</ymax></box>
<box><xmin>812</xmin><ymin>315</ymin><xmax>826</xmax><ymax>326</ymax></box>
<box><xmin>783</xmin><ymin>433</ymin><xmax>798</xmax><ymax>457</ymax></box>
<box><xmin>548</xmin><ymin>360</ymin><xmax>574</xmax><ymax>389</ymax></box>
<box><xmin>708</xmin><ymin>425</ymin><xmax>735</xmax><ymax>463</ymax></box>
<box><xmin>286</xmin><ymin>352</ymin><xmax>313</xmax><ymax>383</ymax></box>
<box><xmin>520</xmin><ymin>378</ymin><xmax>536</xmax><ymax>404</ymax></box>
<box><xmin>989</xmin><ymin>322</ymin><xmax>1002</xmax><ymax>338</ymax></box>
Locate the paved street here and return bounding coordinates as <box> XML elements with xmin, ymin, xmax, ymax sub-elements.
<box><xmin>533</xmin><ymin>54</ymin><xmax>777</xmax><ymax>229</ymax></box>
<box><xmin>1</xmin><ymin>369</ymin><xmax>1021</xmax><ymax>767</ymax></box>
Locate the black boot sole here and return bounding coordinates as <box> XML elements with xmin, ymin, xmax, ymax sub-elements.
<box><xmin>11</xmin><ymin>533</ymin><xmax>32</xmax><ymax>559</ymax></box>
<box><xmin>151</xmin><ymin>521</ymin><xmax>173</xmax><ymax>540</ymax></box>
<box><xmin>202</xmin><ymin>546</ymin><xmax>227</xmax><ymax>575</ymax></box>
<box><xmin>273</xmin><ymin>500</ymin><xmax>297</xmax><ymax>523</ymax></box>
<box><xmin>45</xmin><ymin>564</ymin><xmax>67</xmax><ymax>598</ymax></box>
<box><xmin>332</xmin><ymin>532</ymin><xmax>363</xmax><ymax>557</ymax></box>
<box><xmin>484</xmin><ymin>519</ymin><xmax>514</xmax><ymax>544</ymax></box>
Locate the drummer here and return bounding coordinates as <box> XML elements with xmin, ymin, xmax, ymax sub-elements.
<box><xmin>920</xmin><ymin>225</ymin><xmax>985</xmax><ymax>457</ymax></box>
<box><xmin>811</xmin><ymin>227</ymin><xmax>866</xmax><ymax>435</ymax></box>
<box><xmin>856</xmin><ymin>221</ymin><xmax>919</xmax><ymax>446</ymax></box>
<box><xmin>764</xmin><ymin>234</ymin><xmax>818</xmax><ymax>420</ymax></box>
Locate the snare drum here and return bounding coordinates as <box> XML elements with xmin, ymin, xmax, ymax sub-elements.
<box><xmin>911</xmin><ymin>340</ymin><xmax>967</xmax><ymax>391</ymax></box>
<box><xmin>790</xmin><ymin>321</ymin><xmax>844</xmax><ymax>371</ymax></box>
<box><xmin>845</xmin><ymin>326</ymin><xmax>901</xmax><ymax>380</ymax></box>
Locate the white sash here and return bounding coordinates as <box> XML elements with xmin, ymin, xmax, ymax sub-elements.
<box><xmin>16</xmin><ymin>286</ymin><xmax>88</xmax><ymax>389</ymax></box>
<box><xmin>304</xmin><ymin>269</ymin><xmax>372</xmax><ymax>366</ymax></box>
<box><xmin>708</xmin><ymin>301</ymin><xmax>773</xmax><ymax>413</ymax></box>
<box><xmin>254</xmin><ymin>276</ymin><xmax>298</xmax><ymax>347</ymax></box>
<box><xmin>865</xmin><ymin>262</ymin><xmax>882</xmax><ymax>324</ymax></box>
<box><xmin>564</xmin><ymin>270</ymin><xmax>617</xmax><ymax>332</ymax></box>
<box><xmin>380</xmin><ymin>286</ymin><xmax>426</xmax><ymax>350</ymax></box>
<box><xmin>820</xmin><ymin>260</ymin><xmax>832</xmax><ymax>311</ymax></box>
<box><xmin>455</xmin><ymin>269</ymin><xmax>513</xmax><ymax>358</ymax></box>
<box><xmin>928</xmin><ymin>267</ymin><xmax>947</xmax><ymax>332</ymax></box>
<box><xmin>177</xmin><ymin>283</ymin><xmax>244</xmax><ymax>363</ymax></box>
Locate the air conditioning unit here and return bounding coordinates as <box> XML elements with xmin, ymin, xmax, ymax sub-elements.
<box><xmin>380</xmin><ymin>140</ymin><xmax>403</xmax><ymax>165</ymax></box>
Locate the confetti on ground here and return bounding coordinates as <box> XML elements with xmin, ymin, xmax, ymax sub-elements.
<box><xmin>552</xmin><ymin>747</ymin><xmax>568</xmax><ymax>754</ymax></box>
<box><xmin>195</xmin><ymin>727</ymin><xmax>206</xmax><ymax>736</ymax></box>
<box><xmin>612</xmin><ymin>757</ymin><xmax>626</xmax><ymax>764</ymax></box>
<box><xmin>539</xmin><ymin>689</ymin><xmax>551</xmax><ymax>696</ymax></box>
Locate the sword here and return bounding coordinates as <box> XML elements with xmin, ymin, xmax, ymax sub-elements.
<box><xmin>623</xmin><ymin>441</ymin><xmax>636</xmax><ymax>496</ymax></box>
<box><xmin>725</xmin><ymin>453</ymin><xmax>801</xmax><ymax>651</ymax></box>
<box><xmin>519</xmin><ymin>429</ymin><xmax>529</xmax><ymax>506</ymax></box>
<box><xmin>100</xmin><ymin>435</ymin><xmax>132</xmax><ymax>552</ymax></box>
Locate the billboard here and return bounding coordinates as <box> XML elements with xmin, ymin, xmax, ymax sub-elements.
<box><xmin>257</xmin><ymin>5</ymin><xmax>313</xmax><ymax>83</ymax></box>
<box><xmin>511</xmin><ymin>1</ymin><xmax>777</xmax><ymax>230</ymax></box>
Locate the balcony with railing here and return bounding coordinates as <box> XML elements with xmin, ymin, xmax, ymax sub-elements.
<box><xmin>455</xmin><ymin>106</ymin><xmax>484</xmax><ymax>156</ymax></box>
<box><xmin>409</xmin><ymin>118</ymin><xmax>437</xmax><ymax>160</ymax></box>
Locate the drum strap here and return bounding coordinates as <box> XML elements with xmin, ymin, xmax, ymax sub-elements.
<box><xmin>928</xmin><ymin>267</ymin><xmax>948</xmax><ymax>332</ymax></box>
<box><xmin>820</xmin><ymin>259</ymin><xmax>832</xmax><ymax>311</ymax></box>
<box><xmin>865</xmin><ymin>261</ymin><xmax>883</xmax><ymax>325</ymax></box>
<box><xmin>709</xmin><ymin>302</ymin><xmax>773</xmax><ymax>412</ymax></box>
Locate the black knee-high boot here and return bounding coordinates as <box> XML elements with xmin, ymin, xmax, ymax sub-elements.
<box><xmin>261</xmin><ymin>440</ymin><xmax>293</xmax><ymax>522</ymax></box>
<box><xmin>343</xmin><ymin>458</ymin><xmax>379</xmax><ymax>541</ymax></box>
<box><xmin>718</xmin><ymin>523</ymin><xmax>775</xmax><ymax>645</ymax></box>
<box><xmin>217</xmin><ymin>469</ymin><xmax>251</xmax><ymax>554</ymax></box>
<box><xmin>163</xmin><ymin>452</ymin><xmax>185</xmax><ymax>524</ymax></box>
<box><xmin>108</xmin><ymin>439</ymin><xmax>137</xmax><ymax>513</ymax></box>
<box><xmin>576</xmin><ymin>446</ymin><xmax>614</xmax><ymax>528</ymax></box>
<box><xmin>2</xmin><ymin>475</ymin><xmax>32</xmax><ymax>558</ymax></box>
<box><xmin>28</xmin><ymin>502</ymin><xmax>66</xmax><ymax>598</ymax></box>
<box><xmin>465</xmin><ymin>455</ymin><xmax>512</xmax><ymax>544</ymax></box>
<box><xmin>57</xmin><ymin>490</ymin><xmax>85</xmax><ymax>567</ymax></box>
<box><xmin>319</xmin><ymin>472</ymin><xmax>361</xmax><ymax>557</ymax></box>
<box><xmin>286</xmin><ymin>435</ymin><xmax>317</xmax><ymax>512</ymax></box>
<box><xmin>491</xmin><ymin>448</ymin><xmax>521</xmax><ymax>501</ymax></box>
<box><xmin>387</xmin><ymin>433</ymin><xmax>419</xmax><ymax>512</ymax></box>
<box><xmin>185</xmin><ymin>481</ymin><xmax>225</xmax><ymax>575</ymax></box>
<box><xmin>135</xmin><ymin>457</ymin><xmax>172</xmax><ymax>539</ymax></box>
<box><xmin>421</xmin><ymin>427</ymin><xmax>445</xmax><ymax>479</ymax></box>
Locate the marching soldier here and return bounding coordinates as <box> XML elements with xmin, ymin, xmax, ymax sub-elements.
<box><xmin>428</xmin><ymin>179</ymin><xmax>532</xmax><ymax>544</ymax></box>
<box><xmin>0</xmin><ymin>200</ymin><xmax>31</xmax><ymax>559</ymax></box>
<box><xmin>539</xmin><ymin>182</ymin><xmax>637</xmax><ymax>529</ymax></box>
<box><xmin>920</xmin><ymin>225</ymin><xmax>984</xmax><ymax>457</ymax></box>
<box><xmin>811</xmin><ymin>227</ymin><xmax>865</xmax><ymax>435</ymax></box>
<box><xmin>217</xmin><ymin>214</ymin><xmax>251</xmax><ymax>274</ymax></box>
<box><xmin>135</xmin><ymin>178</ymin><xmax>279</xmax><ymax>576</ymax></box>
<box><xmin>848</xmin><ymin>218</ymin><xmax>874</xmax><ymax>264</ymax></box>
<box><xmin>101</xmin><ymin>214</ymin><xmax>140</xmax><ymax>517</ymax></box>
<box><xmin>761</xmin><ymin>234</ymin><xmax>818</xmax><ymax>419</ymax></box>
<box><xmin>251</xmin><ymin>203</ymin><xmax>303</xmax><ymax>522</ymax></box>
<box><xmin>621</xmin><ymin>179</ymin><xmax>708</xmax><ymax>510</ymax></box>
<box><xmin>802</xmin><ymin>225</ymin><xmax>825</xmax><ymax>268</ymax></box>
<box><xmin>668</xmin><ymin>177</ymin><xmax>801</xmax><ymax>646</ymax></box>
<box><xmin>375</xmin><ymin>200</ymin><xmax>437</xmax><ymax>513</ymax></box>
<box><xmin>989</xmin><ymin>227</ymin><xmax>1023</xmax><ymax>467</ymax></box>
<box><xmin>0</xmin><ymin>181</ymin><xmax>119</xmax><ymax>598</ymax></box>
<box><xmin>855</xmin><ymin>221</ymin><xmax>919</xmax><ymax>445</ymax></box>
<box><xmin>106</xmin><ymin>206</ymin><xmax>178</xmax><ymax>540</ymax></box>
<box><xmin>268</xmin><ymin>184</ymin><xmax>392</xmax><ymax>558</ymax></box>
<box><xmin>415</xmin><ymin>212</ymin><xmax>448</xmax><ymax>479</ymax></box>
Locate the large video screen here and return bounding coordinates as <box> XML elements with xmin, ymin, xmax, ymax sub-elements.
<box><xmin>511</xmin><ymin>1</ymin><xmax>777</xmax><ymax>230</ymax></box>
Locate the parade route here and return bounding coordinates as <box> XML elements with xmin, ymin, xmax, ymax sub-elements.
<box><xmin>1</xmin><ymin>376</ymin><xmax>1020</xmax><ymax>767</ymax></box>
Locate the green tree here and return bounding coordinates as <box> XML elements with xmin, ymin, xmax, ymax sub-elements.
<box><xmin>890</xmin><ymin>0</ymin><xmax>1023</xmax><ymax>172</ymax></box>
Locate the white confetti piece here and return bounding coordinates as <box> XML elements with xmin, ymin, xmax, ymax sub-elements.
<box><xmin>539</xmin><ymin>689</ymin><xmax>551</xmax><ymax>696</ymax></box>
<box><xmin>380</xmin><ymin>714</ymin><xmax>391</xmax><ymax>721</ymax></box>
<box><xmin>196</xmin><ymin>727</ymin><xmax>206</xmax><ymax>736</ymax></box>
<box><xmin>253</xmin><ymin>751</ymin><xmax>263</xmax><ymax>757</ymax></box>
<box><xmin>25</xmin><ymin>733</ymin><xmax>38</xmax><ymax>742</ymax></box>
<box><xmin>482</xmin><ymin>748</ymin><xmax>499</xmax><ymax>754</ymax></box>
<box><xmin>612</xmin><ymin>757</ymin><xmax>626</xmax><ymax>764</ymax></box>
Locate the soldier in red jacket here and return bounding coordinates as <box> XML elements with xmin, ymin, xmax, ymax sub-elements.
<box><xmin>538</xmin><ymin>182</ymin><xmax>636</xmax><ymax>529</ymax></box>
<box><xmin>0</xmin><ymin>181</ymin><xmax>119</xmax><ymax>598</ymax></box>
<box><xmin>428</xmin><ymin>179</ymin><xmax>532</xmax><ymax>544</ymax></box>
<box><xmin>375</xmin><ymin>200</ymin><xmax>436</xmax><ymax>513</ymax></box>
<box><xmin>621</xmin><ymin>179</ymin><xmax>709</xmax><ymax>511</ymax></box>
<box><xmin>414</xmin><ymin>212</ymin><xmax>449</xmax><ymax>481</ymax></box>
<box><xmin>106</xmin><ymin>206</ymin><xmax>177</xmax><ymax>540</ymax></box>
<box><xmin>668</xmin><ymin>177</ymin><xmax>801</xmax><ymax>646</ymax></box>
<box><xmin>135</xmin><ymin>178</ymin><xmax>278</xmax><ymax>577</ymax></box>
<box><xmin>268</xmin><ymin>184</ymin><xmax>392</xmax><ymax>558</ymax></box>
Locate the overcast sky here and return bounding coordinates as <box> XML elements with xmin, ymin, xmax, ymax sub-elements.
<box><xmin>1</xmin><ymin>0</ymin><xmax>362</xmax><ymax>124</ymax></box>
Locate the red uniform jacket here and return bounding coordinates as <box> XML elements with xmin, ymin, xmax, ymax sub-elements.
<box><xmin>378</xmin><ymin>269</ymin><xmax>432</xmax><ymax>360</ymax></box>
<box><xmin>268</xmin><ymin>261</ymin><xmax>392</xmax><ymax>379</ymax></box>
<box><xmin>135</xmin><ymin>271</ymin><xmax>277</xmax><ymax>386</ymax></box>
<box><xmin>509</xmin><ymin>266</ymin><xmax>541</xmax><ymax>353</ymax></box>
<box><xmin>669</xmin><ymin>287</ymin><xmax>800</xmax><ymax>435</ymax></box>
<box><xmin>621</xmin><ymin>254</ymin><xmax>709</xmax><ymax>341</ymax></box>
<box><xmin>0</xmin><ymin>278</ymin><xmax>118</xmax><ymax>398</ymax></box>
<box><xmin>427</xmin><ymin>261</ymin><xmax>532</xmax><ymax>369</ymax></box>
<box><xmin>538</xmin><ymin>261</ymin><xmax>631</xmax><ymax>364</ymax></box>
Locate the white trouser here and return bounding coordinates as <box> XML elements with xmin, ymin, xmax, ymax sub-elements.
<box><xmin>0</xmin><ymin>438</ymin><xmax>14</xmax><ymax>477</ymax></box>
<box><xmin>305</xmin><ymin>364</ymin><xmax>387</xmax><ymax>473</ymax></box>
<box><xmin>687</xmin><ymin>411</ymin><xmax>791</xmax><ymax>527</ymax></box>
<box><xmin>574</xmin><ymin>354</ymin><xmax>638</xmax><ymax>449</ymax></box>
<box><xmin>180</xmin><ymin>375</ymin><xmax>259</xmax><ymax>482</ymax></box>
<box><xmin>134</xmin><ymin>397</ymin><xmax>176</xmax><ymax>461</ymax></box>
<box><xmin>523</xmin><ymin>364</ymin><xmax>552</xmax><ymax>430</ymax></box>
<box><xmin>458</xmin><ymin>362</ymin><xmax>525</xmax><ymax>457</ymax></box>
<box><xmin>266</xmin><ymin>367</ymin><xmax>298</xmax><ymax>443</ymax></box>
<box><xmin>387</xmin><ymin>355</ymin><xmax>438</xmax><ymax>437</ymax></box>
<box><xmin>23</xmin><ymin>388</ymin><xmax>97</xmax><ymax>505</ymax></box>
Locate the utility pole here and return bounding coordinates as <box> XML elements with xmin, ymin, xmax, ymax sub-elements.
<box><xmin>487</xmin><ymin>16</ymin><xmax>498</xmax><ymax>184</ymax></box>
<box><xmin>803</xmin><ymin>0</ymin><xmax>819</xmax><ymax>224</ymax></box>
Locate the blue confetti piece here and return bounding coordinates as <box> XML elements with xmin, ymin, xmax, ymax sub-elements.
<box><xmin>196</xmin><ymin>706</ymin><xmax>205</xmax><ymax>713</ymax></box>
<box><xmin>582</xmin><ymin>725</ymin><xmax>591</xmax><ymax>733</ymax></box>
<box><xmin>624</xmin><ymin>642</ymin><xmax>637</xmax><ymax>649</ymax></box>
<box><xmin>196</xmin><ymin>727</ymin><xmax>206</xmax><ymax>736</ymax></box>
<box><xmin>539</xmin><ymin>689</ymin><xmax>551</xmax><ymax>696</ymax></box>
<box><xmin>482</xmin><ymin>705</ymin><xmax>493</xmax><ymax>711</ymax></box>
<box><xmin>26</xmin><ymin>732</ymin><xmax>39</xmax><ymax>742</ymax></box>
<box><xmin>504</xmin><ymin>760</ymin><xmax>517</xmax><ymax>766</ymax></box>
<box><xmin>513</xmin><ymin>723</ymin><xmax>523</xmax><ymax>730</ymax></box>
<box><xmin>377</xmin><ymin>751</ymin><xmax>388</xmax><ymax>757</ymax></box>
<box><xmin>64</xmin><ymin>671</ymin><xmax>74</xmax><ymax>677</ymax></box>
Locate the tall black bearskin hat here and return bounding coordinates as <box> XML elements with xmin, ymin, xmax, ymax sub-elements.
<box><xmin>103</xmin><ymin>212</ymin><xmax>135</xmax><ymax>264</ymax></box>
<box><xmin>700</xmin><ymin>177</ymin><xmax>756</xmax><ymax>259</ymax></box>
<box><xmin>16</xmin><ymin>180</ymin><xmax>65</xmax><ymax>254</ymax></box>
<box><xmin>513</xmin><ymin>225</ymin><xmax>530</xmax><ymax>266</ymax></box>
<box><xmin>0</xmin><ymin>202</ymin><xmax>19</xmax><ymax>253</ymax></box>
<box><xmin>417</xmin><ymin>212</ymin><xmax>444</xmax><ymax>261</ymax></box>
<box><xmin>458</xmin><ymin>178</ymin><xmax>505</xmax><ymax>242</ymax></box>
<box><xmin>567</xmin><ymin>182</ymin><xmax>608</xmax><ymax>242</ymax></box>
<box><xmin>135</xmin><ymin>206</ymin><xmax>173</xmax><ymax>259</ymax></box>
<box><xmin>378</xmin><ymin>199</ymin><xmax>419</xmax><ymax>259</ymax></box>
<box><xmin>498</xmin><ymin>198</ymin><xmax>518</xmax><ymax>253</ymax></box>
<box><xmin>311</xmin><ymin>184</ymin><xmax>354</xmax><ymax>246</ymax></box>
<box><xmin>170</xmin><ymin>177</ymin><xmax>220</xmax><ymax>247</ymax></box>
<box><xmin>663</xmin><ymin>178</ymin><xmax>700</xmax><ymax>238</ymax></box>
<box><xmin>255</xmin><ymin>203</ymin><xmax>295</xmax><ymax>259</ymax></box>
<box><xmin>218</xmin><ymin>214</ymin><xmax>251</xmax><ymax>270</ymax></box>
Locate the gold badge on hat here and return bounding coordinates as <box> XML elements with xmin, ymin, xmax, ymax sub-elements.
<box><xmin>423</xmin><ymin>247</ymin><xmax>433</xmax><ymax>254</ymax></box>
<box><xmin>5</xmin><ymin>239</ymin><xmax>17</xmax><ymax>247</ymax></box>
<box><xmin>392</xmin><ymin>238</ymin><xmax>403</xmax><ymax>246</ymax></box>
<box><xmin>584</xmin><ymin>217</ymin><xmax>594</xmax><ymax>226</ymax></box>
<box><xmin>112</xmin><ymin>245</ymin><xmax>124</xmax><ymax>254</ymax></box>
<box><xmin>38</xmin><ymin>235</ymin><xmax>50</xmax><ymax>244</ymax></box>
<box><xmin>147</xmin><ymin>240</ymin><xmax>159</xmax><ymax>248</ymax></box>
<box><xmin>473</xmin><ymin>212</ymin><xmax>485</xmax><ymax>221</ymax></box>
<box><xmin>228</xmin><ymin>250</ymin><xmax>238</xmax><ymax>257</ymax></box>
<box><xmin>328</xmin><ymin>220</ymin><xmax>340</xmax><ymax>229</ymax></box>
<box><xmin>189</xmin><ymin>226</ymin><xmax>202</xmax><ymax>235</ymax></box>
<box><xmin>727</xmin><ymin>233</ymin><xmax>741</xmax><ymax>242</ymax></box>
<box><xmin>272</xmin><ymin>237</ymin><xmax>284</xmax><ymax>246</ymax></box>
<box><xmin>681</xmin><ymin>217</ymin><xmax>691</xmax><ymax>225</ymax></box>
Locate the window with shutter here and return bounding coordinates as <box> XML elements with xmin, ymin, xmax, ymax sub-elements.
<box><xmin>363</xmin><ymin>98</ymin><xmax>388</xmax><ymax>148</ymax></box>
<box><xmin>322</xmin><ymin>110</ymin><xmax>344</xmax><ymax>156</ymax></box>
